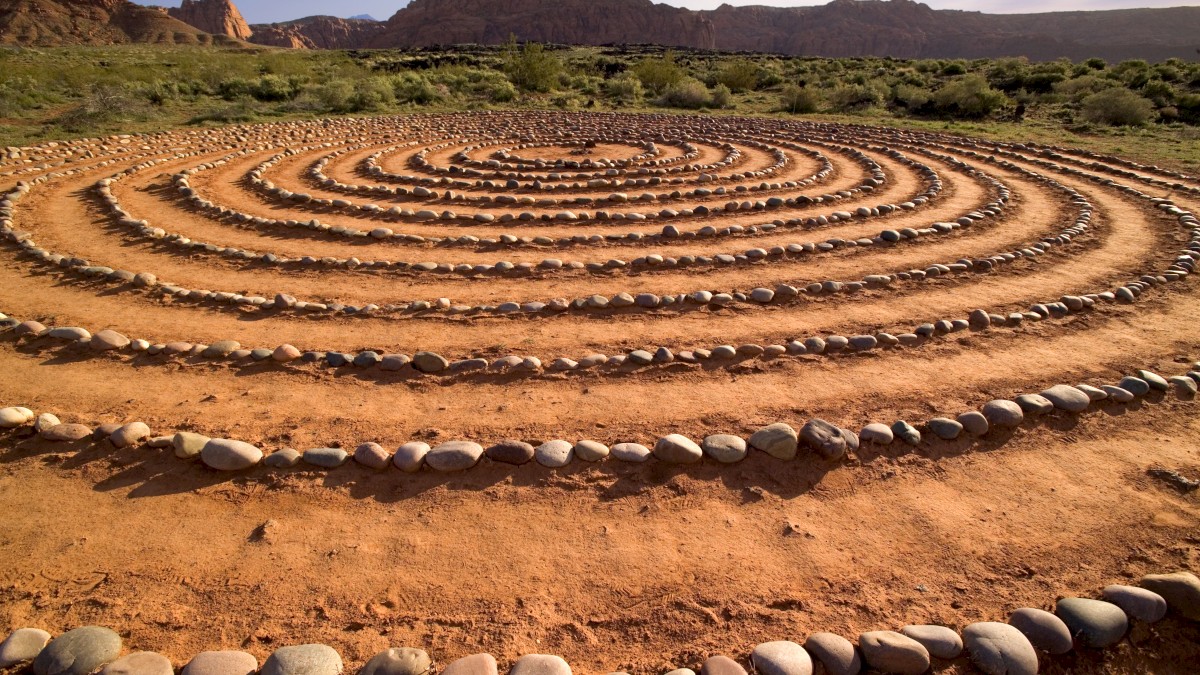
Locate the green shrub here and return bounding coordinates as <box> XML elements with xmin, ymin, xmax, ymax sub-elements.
<box><xmin>253</xmin><ymin>74</ymin><xmax>301</xmax><ymax>102</ymax></box>
<box><xmin>1177</xmin><ymin>93</ymin><xmax>1200</xmax><ymax>124</ymax></box>
<box><xmin>779</xmin><ymin>84</ymin><xmax>820</xmax><ymax>114</ymax></box>
<box><xmin>350</xmin><ymin>77</ymin><xmax>394</xmax><ymax>111</ymax></box>
<box><xmin>710</xmin><ymin>83</ymin><xmax>733</xmax><ymax>108</ymax></box>
<box><xmin>634</xmin><ymin>51</ymin><xmax>685</xmax><ymax>95</ymax></box>
<box><xmin>1053</xmin><ymin>75</ymin><xmax>1110</xmax><ymax>103</ymax></box>
<box><xmin>658</xmin><ymin>77</ymin><xmax>711</xmax><ymax>109</ymax></box>
<box><xmin>932</xmin><ymin>75</ymin><xmax>1006</xmax><ymax>118</ymax></box>
<box><xmin>715</xmin><ymin>58</ymin><xmax>758</xmax><ymax>92</ymax></box>
<box><xmin>501</xmin><ymin>39</ymin><xmax>563</xmax><ymax>93</ymax></box>
<box><xmin>1081</xmin><ymin>87</ymin><xmax>1155</xmax><ymax>125</ymax></box>
<box><xmin>390</xmin><ymin>72</ymin><xmax>441</xmax><ymax>104</ymax></box>
<box><xmin>605</xmin><ymin>73</ymin><xmax>644</xmax><ymax>105</ymax></box>
<box><xmin>828</xmin><ymin>82</ymin><xmax>885</xmax><ymax>111</ymax></box>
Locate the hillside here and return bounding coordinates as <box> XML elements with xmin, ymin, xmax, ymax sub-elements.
<box><xmin>249</xmin><ymin>15</ymin><xmax>382</xmax><ymax>49</ymax></box>
<box><xmin>0</xmin><ymin>0</ymin><xmax>238</xmax><ymax>46</ymax></box>
<box><xmin>166</xmin><ymin>0</ymin><xmax>251</xmax><ymax>40</ymax></box>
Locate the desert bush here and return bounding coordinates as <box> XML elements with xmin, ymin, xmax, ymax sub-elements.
<box><xmin>827</xmin><ymin>81</ymin><xmax>886</xmax><ymax>111</ymax></box>
<box><xmin>390</xmin><ymin>72</ymin><xmax>441</xmax><ymax>104</ymax></box>
<box><xmin>1081</xmin><ymin>87</ymin><xmax>1155</xmax><ymax>125</ymax></box>
<box><xmin>931</xmin><ymin>75</ymin><xmax>1006</xmax><ymax>118</ymax></box>
<box><xmin>56</xmin><ymin>84</ymin><xmax>151</xmax><ymax>131</ymax></box>
<box><xmin>634</xmin><ymin>51</ymin><xmax>685</xmax><ymax>95</ymax></box>
<box><xmin>1053</xmin><ymin>75</ymin><xmax>1110</xmax><ymax>103</ymax></box>
<box><xmin>350</xmin><ymin>77</ymin><xmax>395</xmax><ymax>111</ymax></box>
<box><xmin>658</xmin><ymin>77</ymin><xmax>711</xmax><ymax>109</ymax></box>
<box><xmin>778</xmin><ymin>84</ymin><xmax>820</xmax><ymax>113</ymax></box>
<box><xmin>501</xmin><ymin>39</ymin><xmax>563</xmax><ymax>93</ymax></box>
<box><xmin>252</xmin><ymin>74</ymin><xmax>302</xmax><ymax>102</ymax></box>
<box><xmin>891</xmin><ymin>83</ymin><xmax>932</xmax><ymax>111</ymax></box>
<box><xmin>605</xmin><ymin>73</ymin><xmax>644</xmax><ymax>105</ymax></box>
<box><xmin>710</xmin><ymin>83</ymin><xmax>733</xmax><ymax>108</ymax></box>
<box><xmin>1177</xmin><ymin>93</ymin><xmax>1200</xmax><ymax>124</ymax></box>
<box><xmin>715</xmin><ymin>58</ymin><xmax>758</xmax><ymax>92</ymax></box>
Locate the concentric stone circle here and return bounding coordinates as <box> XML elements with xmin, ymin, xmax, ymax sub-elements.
<box><xmin>2</xmin><ymin>110</ymin><xmax>1199</xmax><ymax>446</ymax></box>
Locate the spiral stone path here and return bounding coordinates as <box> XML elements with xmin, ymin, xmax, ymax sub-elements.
<box><xmin>1</xmin><ymin>112</ymin><xmax>1198</xmax><ymax>672</ymax></box>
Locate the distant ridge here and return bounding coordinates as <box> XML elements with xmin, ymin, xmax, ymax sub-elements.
<box><xmin>349</xmin><ymin>14</ymin><xmax>377</xmax><ymax>21</ymax></box>
<box><xmin>0</xmin><ymin>0</ymin><xmax>242</xmax><ymax>46</ymax></box>
<box><xmin>4</xmin><ymin>0</ymin><xmax>1199</xmax><ymax>61</ymax></box>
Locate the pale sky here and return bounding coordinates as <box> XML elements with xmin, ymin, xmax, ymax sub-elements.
<box><xmin>143</xmin><ymin>0</ymin><xmax>1200</xmax><ymax>25</ymax></box>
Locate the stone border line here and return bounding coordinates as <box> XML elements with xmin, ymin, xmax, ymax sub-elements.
<box><xmin>0</xmin><ymin>571</ymin><xmax>1196</xmax><ymax>675</ymax></box>
<box><xmin>3</xmin><ymin>363</ymin><xmax>1197</xmax><ymax>473</ymax></box>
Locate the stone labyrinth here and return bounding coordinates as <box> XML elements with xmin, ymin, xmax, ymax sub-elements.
<box><xmin>2</xmin><ymin>112</ymin><xmax>1200</xmax><ymax>673</ymax></box>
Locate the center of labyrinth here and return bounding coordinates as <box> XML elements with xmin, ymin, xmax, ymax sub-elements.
<box><xmin>2</xmin><ymin>111</ymin><xmax>1200</xmax><ymax>673</ymax></box>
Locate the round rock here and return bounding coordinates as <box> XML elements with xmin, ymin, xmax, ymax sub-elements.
<box><xmin>800</xmin><ymin>419</ymin><xmax>847</xmax><ymax>459</ymax></box>
<box><xmin>358</xmin><ymin>648</ymin><xmax>431</xmax><ymax>675</ymax></box>
<box><xmin>1008</xmin><ymin>607</ymin><xmax>1073</xmax><ymax>655</ymax></box>
<box><xmin>508</xmin><ymin>654</ymin><xmax>570</xmax><ymax>675</ymax></box>
<box><xmin>354</xmin><ymin>442</ymin><xmax>391</xmax><ymax>470</ymax></box>
<box><xmin>859</xmin><ymin>423</ymin><xmax>893</xmax><ymax>445</ymax></box>
<box><xmin>900</xmin><ymin>625</ymin><xmax>962</xmax><ymax>659</ymax></box>
<box><xmin>653</xmin><ymin>434</ymin><xmax>703</xmax><ymax>464</ymax></box>
<box><xmin>749</xmin><ymin>641</ymin><xmax>811</xmax><ymax>675</ymax></box>
<box><xmin>260</xmin><ymin>644</ymin><xmax>343</xmax><ymax>675</ymax></box>
<box><xmin>201</xmin><ymin>438</ymin><xmax>264</xmax><ymax>471</ymax></box>
<box><xmin>442</xmin><ymin>654</ymin><xmax>497</xmax><ymax>675</ymax></box>
<box><xmin>981</xmin><ymin>400</ymin><xmax>1024</xmax><ymax>428</ymax></box>
<box><xmin>1140</xmin><ymin>571</ymin><xmax>1200</xmax><ymax>620</ymax></box>
<box><xmin>101</xmin><ymin>652</ymin><xmax>174</xmax><ymax>675</ymax></box>
<box><xmin>426</xmin><ymin>441</ymin><xmax>484</xmax><ymax>471</ymax></box>
<box><xmin>1040</xmin><ymin>385</ymin><xmax>1091</xmax><ymax>413</ymax></box>
<box><xmin>573</xmin><ymin>440</ymin><xmax>609</xmax><ymax>462</ymax></box>
<box><xmin>702</xmin><ymin>435</ymin><xmax>748</xmax><ymax>463</ymax></box>
<box><xmin>182</xmin><ymin>651</ymin><xmax>258</xmax><ymax>675</ymax></box>
<box><xmin>486</xmin><ymin>440</ymin><xmax>535</xmax><ymax>465</ymax></box>
<box><xmin>0</xmin><ymin>628</ymin><xmax>51</xmax><ymax>668</ymax></box>
<box><xmin>962</xmin><ymin>622</ymin><xmax>1038</xmax><ymax>675</ymax></box>
<box><xmin>535</xmin><ymin>440</ymin><xmax>574</xmax><ymax>468</ymax></box>
<box><xmin>698</xmin><ymin>655</ymin><xmax>744</xmax><ymax>675</ymax></box>
<box><xmin>802</xmin><ymin>633</ymin><xmax>860</xmax><ymax>675</ymax></box>
<box><xmin>392</xmin><ymin>442</ymin><xmax>429</xmax><ymax>472</ymax></box>
<box><xmin>749</xmin><ymin>423</ymin><xmax>799</xmax><ymax>460</ymax></box>
<box><xmin>1055</xmin><ymin>597</ymin><xmax>1128</xmax><ymax>648</ymax></box>
<box><xmin>303</xmin><ymin>447</ymin><xmax>348</xmax><ymax>468</ymax></box>
<box><xmin>610</xmin><ymin>442</ymin><xmax>651</xmax><ymax>462</ymax></box>
<box><xmin>33</xmin><ymin>626</ymin><xmax>121</xmax><ymax>675</ymax></box>
<box><xmin>858</xmin><ymin>631</ymin><xmax>930</xmax><ymax>675</ymax></box>
<box><xmin>1102</xmin><ymin>584</ymin><xmax>1168</xmax><ymax>623</ymax></box>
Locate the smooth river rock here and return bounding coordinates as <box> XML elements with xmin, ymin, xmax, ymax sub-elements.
<box><xmin>653</xmin><ymin>434</ymin><xmax>703</xmax><ymax>464</ymax></box>
<box><xmin>261</xmin><ymin>645</ymin><xmax>343</xmax><ymax>675</ymax></box>
<box><xmin>800</xmin><ymin>419</ymin><xmax>847</xmax><ymax>459</ymax></box>
<box><xmin>508</xmin><ymin>654</ymin><xmax>571</xmax><ymax>675</ymax></box>
<box><xmin>535</xmin><ymin>440</ymin><xmax>574</xmax><ymax>468</ymax></box>
<box><xmin>900</xmin><ymin>625</ymin><xmax>963</xmax><ymax>659</ymax></box>
<box><xmin>182</xmin><ymin>651</ymin><xmax>259</xmax><ymax>675</ymax></box>
<box><xmin>486</xmin><ymin>440</ymin><xmax>535</xmax><ymax>465</ymax></box>
<box><xmin>749</xmin><ymin>423</ymin><xmax>798</xmax><ymax>460</ymax></box>
<box><xmin>702</xmin><ymin>435</ymin><xmax>748</xmax><ymax>463</ymax></box>
<box><xmin>1040</xmin><ymin>385</ymin><xmax>1091</xmax><ymax>413</ymax></box>
<box><xmin>426</xmin><ymin>441</ymin><xmax>484</xmax><ymax>471</ymax></box>
<box><xmin>1008</xmin><ymin>607</ymin><xmax>1073</xmax><ymax>654</ymax></box>
<box><xmin>749</xmin><ymin>641</ymin><xmax>811</xmax><ymax>675</ymax></box>
<box><xmin>358</xmin><ymin>648</ymin><xmax>431</xmax><ymax>675</ymax></box>
<box><xmin>981</xmin><ymin>400</ymin><xmax>1024</xmax><ymax>428</ymax></box>
<box><xmin>698</xmin><ymin>655</ymin><xmax>744</xmax><ymax>675</ymax></box>
<box><xmin>1055</xmin><ymin>597</ymin><xmax>1128</xmax><ymax>648</ymax></box>
<box><xmin>392</xmin><ymin>442</ymin><xmax>430</xmax><ymax>472</ymax></box>
<box><xmin>0</xmin><ymin>628</ymin><xmax>51</xmax><ymax>668</ymax></box>
<box><xmin>1102</xmin><ymin>585</ymin><xmax>1168</xmax><ymax>623</ymax></box>
<box><xmin>962</xmin><ymin>622</ymin><xmax>1038</xmax><ymax>675</ymax></box>
<box><xmin>858</xmin><ymin>631</ymin><xmax>930</xmax><ymax>675</ymax></box>
<box><xmin>1140</xmin><ymin>571</ymin><xmax>1200</xmax><ymax>620</ymax></box>
<box><xmin>100</xmin><ymin>652</ymin><xmax>174</xmax><ymax>675</ymax></box>
<box><xmin>201</xmin><ymin>438</ymin><xmax>264</xmax><ymax>471</ymax></box>
<box><xmin>802</xmin><ymin>633</ymin><xmax>860</xmax><ymax>675</ymax></box>
<box><xmin>442</xmin><ymin>654</ymin><xmax>497</xmax><ymax>675</ymax></box>
<box><xmin>33</xmin><ymin>626</ymin><xmax>121</xmax><ymax>675</ymax></box>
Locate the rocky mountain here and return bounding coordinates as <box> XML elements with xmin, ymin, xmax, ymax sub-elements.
<box><xmin>0</xmin><ymin>0</ymin><xmax>238</xmax><ymax>46</ymax></box>
<box><xmin>166</xmin><ymin>0</ymin><xmax>251</xmax><ymax>40</ymax></box>
<box><xmin>367</xmin><ymin>0</ymin><xmax>716</xmax><ymax>50</ymax></box>
<box><xmin>249</xmin><ymin>15</ymin><xmax>382</xmax><ymax>49</ymax></box>
<box><xmin>362</xmin><ymin>0</ymin><xmax>1199</xmax><ymax>62</ymax></box>
<box><xmin>704</xmin><ymin>0</ymin><xmax>1200</xmax><ymax>62</ymax></box>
